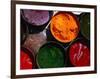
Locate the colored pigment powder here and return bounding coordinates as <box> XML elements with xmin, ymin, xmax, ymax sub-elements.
<box><xmin>22</xmin><ymin>9</ymin><xmax>50</xmax><ymax>26</ymax></box>
<box><xmin>23</xmin><ymin>32</ymin><xmax>47</xmax><ymax>54</ymax></box>
<box><xmin>80</xmin><ymin>13</ymin><xmax>90</xmax><ymax>40</ymax></box>
<box><xmin>37</xmin><ymin>44</ymin><xmax>65</xmax><ymax>68</ymax></box>
<box><xmin>20</xmin><ymin>49</ymin><xmax>35</xmax><ymax>69</ymax></box>
<box><xmin>69</xmin><ymin>42</ymin><xmax>90</xmax><ymax>66</ymax></box>
<box><xmin>50</xmin><ymin>12</ymin><xmax>79</xmax><ymax>43</ymax></box>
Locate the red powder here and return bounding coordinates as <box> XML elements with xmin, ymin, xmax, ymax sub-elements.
<box><xmin>20</xmin><ymin>50</ymin><xmax>33</xmax><ymax>69</ymax></box>
<box><xmin>69</xmin><ymin>42</ymin><xmax>90</xmax><ymax>66</ymax></box>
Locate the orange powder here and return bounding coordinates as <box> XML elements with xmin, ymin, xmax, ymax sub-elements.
<box><xmin>50</xmin><ymin>12</ymin><xmax>79</xmax><ymax>43</ymax></box>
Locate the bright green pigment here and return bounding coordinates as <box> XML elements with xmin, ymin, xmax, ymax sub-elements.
<box><xmin>37</xmin><ymin>45</ymin><xmax>65</xmax><ymax>68</ymax></box>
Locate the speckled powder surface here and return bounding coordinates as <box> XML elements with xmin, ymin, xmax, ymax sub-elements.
<box><xmin>69</xmin><ymin>42</ymin><xmax>90</xmax><ymax>66</ymax></box>
<box><xmin>23</xmin><ymin>31</ymin><xmax>47</xmax><ymax>55</ymax></box>
<box><xmin>22</xmin><ymin>10</ymin><xmax>50</xmax><ymax>26</ymax></box>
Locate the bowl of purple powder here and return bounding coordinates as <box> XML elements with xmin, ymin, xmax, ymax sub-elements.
<box><xmin>21</xmin><ymin>9</ymin><xmax>53</xmax><ymax>33</ymax></box>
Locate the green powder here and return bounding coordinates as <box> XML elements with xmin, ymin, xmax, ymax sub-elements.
<box><xmin>37</xmin><ymin>45</ymin><xmax>65</xmax><ymax>68</ymax></box>
<box><xmin>80</xmin><ymin>13</ymin><xmax>90</xmax><ymax>40</ymax></box>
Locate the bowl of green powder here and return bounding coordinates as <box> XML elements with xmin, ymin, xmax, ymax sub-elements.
<box><xmin>36</xmin><ymin>41</ymin><xmax>65</xmax><ymax>68</ymax></box>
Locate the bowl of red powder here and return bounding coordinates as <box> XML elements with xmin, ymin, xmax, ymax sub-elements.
<box><xmin>65</xmin><ymin>38</ymin><xmax>90</xmax><ymax>67</ymax></box>
<box><xmin>20</xmin><ymin>47</ymin><xmax>36</xmax><ymax>69</ymax></box>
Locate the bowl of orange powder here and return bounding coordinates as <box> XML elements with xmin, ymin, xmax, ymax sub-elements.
<box><xmin>50</xmin><ymin>12</ymin><xmax>80</xmax><ymax>43</ymax></box>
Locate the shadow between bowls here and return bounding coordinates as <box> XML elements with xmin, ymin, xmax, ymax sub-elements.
<box><xmin>20</xmin><ymin>16</ymin><xmax>29</xmax><ymax>45</ymax></box>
